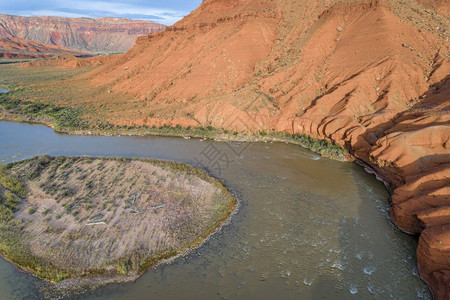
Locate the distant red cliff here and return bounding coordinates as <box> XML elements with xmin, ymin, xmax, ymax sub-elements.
<box><xmin>0</xmin><ymin>14</ymin><xmax>166</xmax><ymax>54</ymax></box>
<box><xmin>0</xmin><ymin>35</ymin><xmax>88</xmax><ymax>58</ymax></box>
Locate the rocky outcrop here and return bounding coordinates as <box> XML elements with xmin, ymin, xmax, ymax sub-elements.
<box><xmin>0</xmin><ymin>15</ymin><xmax>165</xmax><ymax>54</ymax></box>
<box><xmin>0</xmin><ymin>36</ymin><xmax>87</xmax><ymax>58</ymax></box>
<box><xmin>19</xmin><ymin>0</ymin><xmax>450</xmax><ymax>297</ymax></box>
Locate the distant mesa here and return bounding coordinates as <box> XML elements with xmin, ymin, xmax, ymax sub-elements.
<box><xmin>0</xmin><ymin>14</ymin><xmax>166</xmax><ymax>57</ymax></box>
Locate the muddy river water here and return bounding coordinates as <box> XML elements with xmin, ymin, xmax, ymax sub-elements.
<box><xmin>0</xmin><ymin>121</ymin><xmax>430</xmax><ymax>299</ymax></box>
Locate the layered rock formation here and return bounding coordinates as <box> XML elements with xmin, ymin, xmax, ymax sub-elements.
<box><xmin>16</xmin><ymin>0</ymin><xmax>450</xmax><ymax>298</ymax></box>
<box><xmin>0</xmin><ymin>36</ymin><xmax>87</xmax><ymax>58</ymax></box>
<box><xmin>0</xmin><ymin>14</ymin><xmax>165</xmax><ymax>54</ymax></box>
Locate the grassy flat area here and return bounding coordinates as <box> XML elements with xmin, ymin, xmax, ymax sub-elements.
<box><xmin>0</xmin><ymin>156</ymin><xmax>236</xmax><ymax>285</ymax></box>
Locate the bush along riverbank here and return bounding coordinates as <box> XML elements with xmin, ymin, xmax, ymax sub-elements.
<box><xmin>0</xmin><ymin>155</ymin><xmax>237</xmax><ymax>290</ymax></box>
<box><xmin>0</xmin><ymin>92</ymin><xmax>88</xmax><ymax>131</ymax></box>
<box><xmin>0</xmin><ymin>92</ymin><xmax>349</xmax><ymax>161</ymax></box>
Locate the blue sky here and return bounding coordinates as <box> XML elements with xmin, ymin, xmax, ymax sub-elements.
<box><xmin>0</xmin><ymin>0</ymin><xmax>202</xmax><ymax>25</ymax></box>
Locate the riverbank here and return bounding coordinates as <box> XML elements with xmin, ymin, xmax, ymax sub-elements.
<box><xmin>0</xmin><ymin>120</ymin><xmax>432</xmax><ymax>299</ymax></box>
<box><xmin>0</xmin><ymin>92</ymin><xmax>350</xmax><ymax>162</ymax></box>
<box><xmin>0</xmin><ymin>155</ymin><xmax>237</xmax><ymax>292</ymax></box>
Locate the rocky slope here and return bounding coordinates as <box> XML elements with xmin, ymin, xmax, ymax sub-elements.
<box><xmin>10</xmin><ymin>0</ymin><xmax>450</xmax><ymax>298</ymax></box>
<box><xmin>0</xmin><ymin>15</ymin><xmax>165</xmax><ymax>54</ymax></box>
<box><xmin>0</xmin><ymin>36</ymin><xmax>87</xmax><ymax>58</ymax></box>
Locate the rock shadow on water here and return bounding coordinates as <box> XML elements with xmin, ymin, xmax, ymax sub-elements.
<box><xmin>329</xmin><ymin>166</ymin><xmax>432</xmax><ymax>299</ymax></box>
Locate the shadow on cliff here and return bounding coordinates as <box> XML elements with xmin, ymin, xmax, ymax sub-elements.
<box><xmin>401</xmin><ymin>155</ymin><xmax>450</xmax><ymax>180</ymax></box>
<box><xmin>348</xmin><ymin>75</ymin><xmax>450</xmax><ymax>187</ymax></box>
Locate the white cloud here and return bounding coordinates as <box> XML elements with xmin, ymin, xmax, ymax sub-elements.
<box><xmin>6</xmin><ymin>1</ymin><xmax>189</xmax><ymax>25</ymax></box>
<box><xmin>56</xmin><ymin>1</ymin><xmax>186</xmax><ymax>24</ymax></box>
<box><xmin>25</xmin><ymin>10</ymin><xmax>90</xmax><ymax>19</ymax></box>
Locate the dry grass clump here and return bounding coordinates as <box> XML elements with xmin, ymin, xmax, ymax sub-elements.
<box><xmin>0</xmin><ymin>155</ymin><xmax>236</xmax><ymax>283</ymax></box>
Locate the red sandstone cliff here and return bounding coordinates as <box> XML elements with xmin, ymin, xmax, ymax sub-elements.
<box><xmin>0</xmin><ymin>14</ymin><xmax>165</xmax><ymax>54</ymax></box>
<box><xmin>20</xmin><ymin>0</ymin><xmax>450</xmax><ymax>298</ymax></box>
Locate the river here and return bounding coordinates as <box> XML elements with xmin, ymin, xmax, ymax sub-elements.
<box><xmin>0</xmin><ymin>121</ymin><xmax>430</xmax><ymax>299</ymax></box>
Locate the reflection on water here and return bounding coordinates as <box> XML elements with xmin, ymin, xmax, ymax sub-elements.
<box><xmin>0</xmin><ymin>89</ymin><xmax>9</xmax><ymax>93</ymax></box>
<box><xmin>0</xmin><ymin>121</ymin><xmax>430</xmax><ymax>299</ymax></box>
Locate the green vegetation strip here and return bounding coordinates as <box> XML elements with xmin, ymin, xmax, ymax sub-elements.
<box><xmin>0</xmin><ymin>90</ymin><xmax>347</xmax><ymax>160</ymax></box>
<box><xmin>290</xmin><ymin>133</ymin><xmax>348</xmax><ymax>160</ymax></box>
<box><xmin>0</xmin><ymin>93</ymin><xmax>88</xmax><ymax>130</ymax></box>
